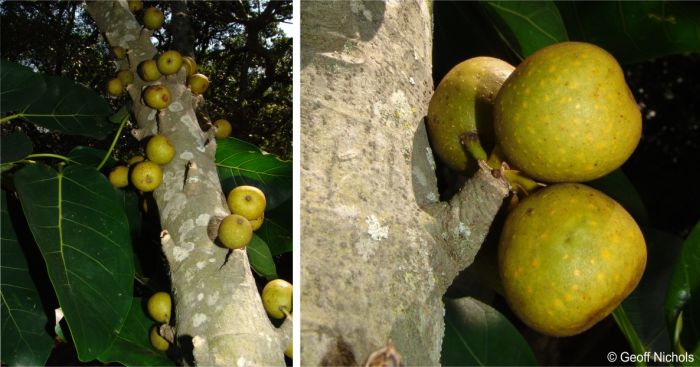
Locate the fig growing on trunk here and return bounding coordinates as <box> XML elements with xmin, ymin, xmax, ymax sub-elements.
<box><xmin>498</xmin><ymin>183</ymin><xmax>646</xmax><ymax>337</ymax></box>
<box><xmin>494</xmin><ymin>42</ymin><xmax>641</xmax><ymax>182</ymax></box>
<box><xmin>427</xmin><ymin>57</ymin><xmax>514</xmax><ymax>172</ymax></box>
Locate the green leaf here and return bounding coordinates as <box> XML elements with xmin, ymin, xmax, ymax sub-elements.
<box><xmin>624</xmin><ymin>228</ymin><xmax>684</xmax><ymax>353</ymax></box>
<box><xmin>117</xmin><ymin>189</ymin><xmax>142</xmax><ymax>237</ymax></box>
<box><xmin>0</xmin><ymin>131</ymin><xmax>33</xmax><ymax>164</ymax></box>
<box><xmin>1</xmin><ymin>192</ymin><xmax>54</xmax><ymax>366</ymax></box>
<box><xmin>0</xmin><ymin>59</ymin><xmax>46</xmax><ymax>114</ymax></box>
<box><xmin>14</xmin><ymin>163</ymin><xmax>134</xmax><ymax>361</ymax></box>
<box><xmin>216</xmin><ymin>138</ymin><xmax>292</xmax><ymax>211</ymax></box>
<box><xmin>442</xmin><ymin>297</ymin><xmax>537</xmax><ymax>366</ymax></box>
<box><xmin>665</xmin><ymin>221</ymin><xmax>700</xmax><ymax>357</ymax></box>
<box><xmin>21</xmin><ymin>76</ymin><xmax>113</xmax><ymax>139</ymax></box>
<box><xmin>482</xmin><ymin>1</ymin><xmax>568</xmax><ymax>59</ymax></box>
<box><xmin>558</xmin><ymin>2</ymin><xmax>700</xmax><ymax>65</ymax></box>
<box><xmin>67</xmin><ymin>146</ymin><xmax>114</xmax><ymax>169</ymax></box>
<box><xmin>589</xmin><ymin>169</ymin><xmax>650</xmax><ymax>226</ymax></box>
<box><xmin>256</xmin><ymin>198</ymin><xmax>292</xmax><ymax>256</ymax></box>
<box><xmin>98</xmin><ymin>298</ymin><xmax>174</xmax><ymax>366</ymax></box>
<box><xmin>109</xmin><ymin>105</ymin><xmax>130</xmax><ymax>124</ymax></box>
<box><xmin>247</xmin><ymin>235</ymin><xmax>277</xmax><ymax>279</ymax></box>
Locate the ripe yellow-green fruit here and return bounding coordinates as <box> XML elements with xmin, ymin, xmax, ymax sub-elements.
<box><xmin>146</xmin><ymin>134</ymin><xmax>175</xmax><ymax>165</ymax></box>
<box><xmin>117</xmin><ymin>70</ymin><xmax>134</xmax><ymax>86</ymax></box>
<box><xmin>249</xmin><ymin>214</ymin><xmax>264</xmax><ymax>231</ymax></box>
<box><xmin>128</xmin><ymin>0</ymin><xmax>143</xmax><ymax>12</ymax></box>
<box><xmin>128</xmin><ymin>155</ymin><xmax>145</xmax><ymax>166</ymax></box>
<box><xmin>112</xmin><ymin>46</ymin><xmax>126</xmax><ymax>60</ymax></box>
<box><xmin>143</xmin><ymin>7</ymin><xmax>164</xmax><ymax>30</ymax></box>
<box><xmin>262</xmin><ymin>279</ymin><xmax>292</xmax><ymax>319</ymax></box>
<box><xmin>139</xmin><ymin>59</ymin><xmax>162</xmax><ymax>82</ymax></box>
<box><xmin>157</xmin><ymin>50</ymin><xmax>183</xmax><ymax>76</ymax></box>
<box><xmin>498</xmin><ymin>183</ymin><xmax>646</xmax><ymax>337</ymax></box>
<box><xmin>218</xmin><ymin>214</ymin><xmax>253</xmax><ymax>250</ymax></box>
<box><xmin>147</xmin><ymin>291</ymin><xmax>171</xmax><ymax>323</ymax></box>
<box><xmin>150</xmin><ymin>326</ymin><xmax>169</xmax><ymax>351</ymax></box>
<box><xmin>182</xmin><ymin>56</ymin><xmax>197</xmax><ymax>76</ymax></box>
<box><xmin>108</xmin><ymin>165</ymin><xmax>129</xmax><ymax>188</ymax></box>
<box><xmin>214</xmin><ymin>119</ymin><xmax>232</xmax><ymax>139</ymax></box>
<box><xmin>187</xmin><ymin>73</ymin><xmax>209</xmax><ymax>94</ymax></box>
<box><xmin>227</xmin><ymin>185</ymin><xmax>266</xmax><ymax>220</ymax></box>
<box><xmin>143</xmin><ymin>85</ymin><xmax>172</xmax><ymax>110</ymax></box>
<box><xmin>494</xmin><ymin>42</ymin><xmax>642</xmax><ymax>182</ymax></box>
<box><xmin>131</xmin><ymin>161</ymin><xmax>163</xmax><ymax>192</ymax></box>
<box><xmin>427</xmin><ymin>57</ymin><xmax>514</xmax><ymax>172</ymax></box>
<box><xmin>106</xmin><ymin>78</ymin><xmax>124</xmax><ymax>96</ymax></box>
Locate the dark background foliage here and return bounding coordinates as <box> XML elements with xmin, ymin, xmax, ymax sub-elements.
<box><xmin>0</xmin><ymin>0</ymin><xmax>292</xmax><ymax>160</ymax></box>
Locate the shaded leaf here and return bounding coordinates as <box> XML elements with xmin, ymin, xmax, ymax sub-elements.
<box><xmin>117</xmin><ymin>189</ymin><xmax>141</xmax><ymax>237</ymax></box>
<box><xmin>623</xmin><ymin>228</ymin><xmax>683</xmax><ymax>353</ymax></box>
<box><xmin>14</xmin><ymin>163</ymin><xmax>134</xmax><ymax>361</ymax></box>
<box><xmin>665</xmin><ymin>221</ymin><xmax>700</xmax><ymax>357</ymax></box>
<box><xmin>257</xmin><ymin>198</ymin><xmax>292</xmax><ymax>256</ymax></box>
<box><xmin>482</xmin><ymin>1</ymin><xmax>568</xmax><ymax>60</ymax></box>
<box><xmin>67</xmin><ymin>146</ymin><xmax>114</xmax><ymax>169</ymax></box>
<box><xmin>589</xmin><ymin>169</ymin><xmax>650</xmax><ymax>225</ymax></box>
<box><xmin>247</xmin><ymin>235</ymin><xmax>277</xmax><ymax>279</ymax></box>
<box><xmin>433</xmin><ymin>2</ymin><xmax>518</xmax><ymax>83</ymax></box>
<box><xmin>21</xmin><ymin>76</ymin><xmax>113</xmax><ymax>139</ymax></box>
<box><xmin>0</xmin><ymin>59</ymin><xmax>46</xmax><ymax>113</ymax></box>
<box><xmin>1</xmin><ymin>192</ymin><xmax>53</xmax><ymax>366</ymax></box>
<box><xmin>216</xmin><ymin>138</ymin><xmax>292</xmax><ymax>211</ymax></box>
<box><xmin>0</xmin><ymin>131</ymin><xmax>33</xmax><ymax>164</ymax></box>
<box><xmin>442</xmin><ymin>297</ymin><xmax>537</xmax><ymax>366</ymax></box>
<box><xmin>558</xmin><ymin>2</ymin><xmax>700</xmax><ymax>65</ymax></box>
<box><xmin>98</xmin><ymin>298</ymin><xmax>174</xmax><ymax>366</ymax></box>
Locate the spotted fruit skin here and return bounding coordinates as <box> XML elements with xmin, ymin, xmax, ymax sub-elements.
<box><xmin>498</xmin><ymin>183</ymin><xmax>646</xmax><ymax>337</ymax></box>
<box><xmin>427</xmin><ymin>57</ymin><xmax>514</xmax><ymax>172</ymax></box>
<box><xmin>494</xmin><ymin>42</ymin><xmax>641</xmax><ymax>182</ymax></box>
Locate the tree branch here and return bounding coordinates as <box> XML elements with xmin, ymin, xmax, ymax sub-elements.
<box><xmin>84</xmin><ymin>2</ymin><xmax>287</xmax><ymax>365</ymax></box>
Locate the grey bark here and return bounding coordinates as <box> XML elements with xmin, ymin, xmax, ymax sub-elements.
<box><xmin>301</xmin><ymin>1</ymin><xmax>509</xmax><ymax>365</ymax></box>
<box><xmin>85</xmin><ymin>2</ymin><xmax>290</xmax><ymax>365</ymax></box>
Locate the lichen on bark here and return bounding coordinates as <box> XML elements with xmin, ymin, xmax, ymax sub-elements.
<box><xmin>301</xmin><ymin>1</ymin><xmax>508</xmax><ymax>365</ymax></box>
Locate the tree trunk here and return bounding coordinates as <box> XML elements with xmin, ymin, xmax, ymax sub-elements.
<box><xmin>300</xmin><ymin>1</ymin><xmax>509</xmax><ymax>365</ymax></box>
<box><xmin>85</xmin><ymin>2</ymin><xmax>290</xmax><ymax>365</ymax></box>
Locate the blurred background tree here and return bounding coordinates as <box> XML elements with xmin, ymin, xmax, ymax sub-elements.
<box><xmin>1</xmin><ymin>0</ymin><xmax>292</xmax><ymax>160</ymax></box>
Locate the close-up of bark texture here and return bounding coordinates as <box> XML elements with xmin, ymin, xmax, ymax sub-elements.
<box><xmin>85</xmin><ymin>2</ymin><xmax>290</xmax><ymax>365</ymax></box>
<box><xmin>300</xmin><ymin>1</ymin><xmax>509</xmax><ymax>365</ymax></box>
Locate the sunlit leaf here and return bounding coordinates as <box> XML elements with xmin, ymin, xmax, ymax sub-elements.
<box><xmin>14</xmin><ymin>163</ymin><xmax>134</xmax><ymax>361</ymax></box>
<box><xmin>442</xmin><ymin>297</ymin><xmax>537</xmax><ymax>366</ymax></box>
<box><xmin>482</xmin><ymin>1</ymin><xmax>568</xmax><ymax>59</ymax></box>
<box><xmin>665</xmin><ymin>221</ymin><xmax>700</xmax><ymax>358</ymax></box>
<box><xmin>97</xmin><ymin>298</ymin><xmax>174</xmax><ymax>366</ymax></box>
<box><xmin>558</xmin><ymin>2</ymin><xmax>700</xmax><ymax>64</ymax></box>
<box><xmin>1</xmin><ymin>192</ymin><xmax>53</xmax><ymax>366</ymax></box>
<box><xmin>247</xmin><ymin>235</ymin><xmax>277</xmax><ymax>279</ymax></box>
<box><xmin>0</xmin><ymin>59</ymin><xmax>46</xmax><ymax>114</ymax></box>
<box><xmin>21</xmin><ymin>76</ymin><xmax>113</xmax><ymax>139</ymax></box>
<box><xmin>216</xmin><ymin>138</ymin><xmax>291</xmax><ymax>211</ymax></box>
